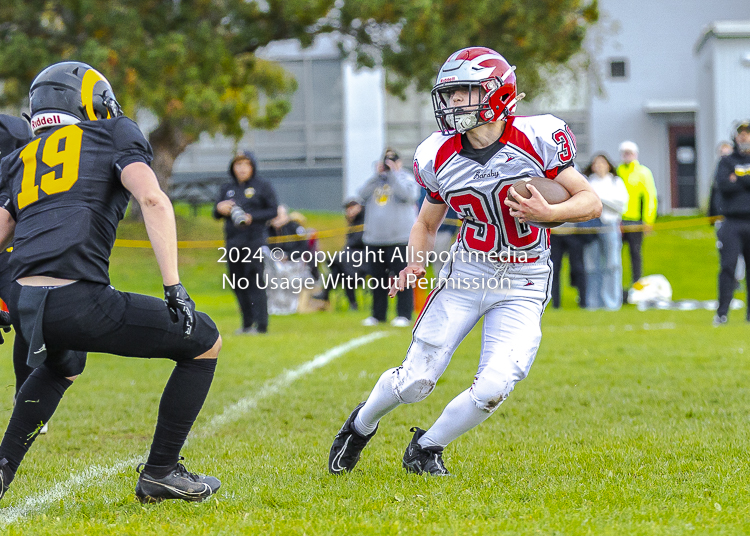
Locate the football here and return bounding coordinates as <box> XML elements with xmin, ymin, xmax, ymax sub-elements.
<box><xmin>507</xmin><ymin>177</ymin><xmax>571</xmax><ymax>228</ymax></box>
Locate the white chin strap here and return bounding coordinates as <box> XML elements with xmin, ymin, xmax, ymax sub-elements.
<box><xmin>29</xmin><ymin>112</ymin><xmax>81</xmax><ymax>134</ymax></box>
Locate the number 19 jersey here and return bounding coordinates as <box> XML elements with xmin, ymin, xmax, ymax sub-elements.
<box><xmin>413</xmin><ymin>114</ymin><xmax>576</xmax><ymax>259</ymax></box>
<box><xmin>0</xmin><ymin>117</ymin><xmax>153</xmax><ymax>284</ymax></box>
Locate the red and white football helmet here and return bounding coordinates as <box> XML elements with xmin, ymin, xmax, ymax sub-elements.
<box><xmin>431</xmin><ymin>47</ymin><xmax>522</xmax><ymax>134</ymax></box>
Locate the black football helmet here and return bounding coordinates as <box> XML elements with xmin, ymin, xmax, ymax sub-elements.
<box><xmin>28</xmin><ymin>61</ymin><xmax>123</xmax><ymax>134</ymax></box>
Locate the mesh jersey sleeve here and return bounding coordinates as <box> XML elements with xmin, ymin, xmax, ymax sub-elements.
<box><xmin>533</xmin><ymin>115</ymin><xmax>577</xmax><ymax>179</ymax></box>
<box><xmin>111</xmin><ymin>117</ymin><xmax>154</xmax><ymax>178</ymax></box>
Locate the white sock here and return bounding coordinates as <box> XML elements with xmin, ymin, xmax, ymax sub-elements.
<box><xmin>419</xmin><ymin>388</ymin><xmax>491</xmax><ymax>449</ymax></box>
<box><xmin>353</xmin><ymin>368</ymin><xmax>401</xmax><ymax>436</ymax></box>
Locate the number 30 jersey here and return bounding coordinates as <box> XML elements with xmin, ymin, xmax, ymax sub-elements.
<box><xmin>413</xmin><ymin>114</ymin><xmax>576</xmax><ymax>259</ymax></box>
<box><xmin>0</xmin><ymin>117</ymin><xmax>153</xmax><ymax>284</ymax></box>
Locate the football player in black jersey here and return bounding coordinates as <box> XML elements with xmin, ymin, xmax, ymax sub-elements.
<box><xmin>0</xmin><ymin>62</ymin><xmax>222</xmax><ymax>504</ymax></box>
<box><xmin>0</xmin><ymin>114</ymin><xmax>34</xmax><ymax>400</ymax></box>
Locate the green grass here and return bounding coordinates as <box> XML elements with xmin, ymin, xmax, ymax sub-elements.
<box><xmin>1</xmin><ymin>211</ymin><xmax>748</xmax><ymax>535</ymax></box>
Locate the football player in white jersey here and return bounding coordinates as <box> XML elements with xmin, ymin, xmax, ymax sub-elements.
<box><xmin>329</xmin><ymin>47</ymin><xmax>602</xmax><ymax>475</ymax></box>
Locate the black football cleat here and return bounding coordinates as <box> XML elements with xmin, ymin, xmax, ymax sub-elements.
<box><xmin>328</xmin><ymin>402</ymin><xmax>377</xmax><ymax>474</ymax></box>
<box><xmin>0</xmin><ymin>458</ymin><xmax>12</xmax><ymax>503</ymax></box>
<box><xmin>135</xmin><ymin>459</ymin><xmax>220</xmax><ymax>503</ymax></box>
<box><xmin>402</xmin><ymin>427</ymin><xmax>451</xmax><ymax>476</ymax></box>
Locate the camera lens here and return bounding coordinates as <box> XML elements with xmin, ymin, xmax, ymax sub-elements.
<box><xmin>230</xmin><ymin>205</ymin><xmax>248</xmax><ymax>226</ymax></box>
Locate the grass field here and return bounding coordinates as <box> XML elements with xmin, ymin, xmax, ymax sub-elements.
<box><xmin>1</xmin><ymin>209</ymin><xmax>749</xmax><ymax>535</ymax></box>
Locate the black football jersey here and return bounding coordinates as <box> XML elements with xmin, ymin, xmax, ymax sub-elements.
<box><xmin>0</xmin><ymin>117</ymin><xmax>153</xmax><ymax>284</ymax></box>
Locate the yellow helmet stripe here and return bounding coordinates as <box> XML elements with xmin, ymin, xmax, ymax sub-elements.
<box><xmin>81</xmin><ymin>68</ymin><xmax>110</xmax><ymax>120</ymax></box>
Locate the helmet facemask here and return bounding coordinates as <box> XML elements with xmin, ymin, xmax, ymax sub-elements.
<box><xmin>433</xmin><ymin>80</ymin><xmax>501</xmax><ymax>134</ymax></box>
<box><xmin>431</xmin><ymin>62</ymin><xmax>522</xmax><ymax>135</ymax></box>
<box><xmin>98</xmin><ymin>90</ymin><xmax>123</xmax><ymax>120</ymax></box>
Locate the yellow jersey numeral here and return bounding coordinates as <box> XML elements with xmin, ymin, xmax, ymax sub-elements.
<box><xmin>17</xmin><ymin>125</ymin><xmax>84</xmax><ymax>210</ymax></box>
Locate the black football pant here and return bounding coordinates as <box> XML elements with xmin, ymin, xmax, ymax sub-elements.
<box><xmin>368</xmin><ymin>244</ymin><xmax>414</xmax><ymax>321</ymax></box>
<box><xmin>228</xmin><ymin>254</ymin><xmax>268</xmax><ymax>331</ymax></box>
<box><xmin>550</xmin><ymin>233</ymin><xmax>587</xmax><ymax>309</ymax></box>
<box><xmin>621</xmin><ymin>220</ymin><xmax>644</xmax><ymax>284</ymax></box>
<box><xmin>0</xmin><ymin>274</ymin><xmax>34</xmax><ymax>395</ymax></box>
<box><xmin>0</xmin><ymin>281</ymin><xmax>220</xmax><ymax>480</ymax></box>
<box><xmin>717</xmin><ymin>218</ymin><xmax>750</xmax><ymax>318</ymax></box>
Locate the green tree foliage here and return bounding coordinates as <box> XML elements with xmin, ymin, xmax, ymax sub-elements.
<box><xmin>328</xmin><ymin>0</ymin><xmax>598</xmax><ymax>98</ymax></box>
<box><xmin>0</xmin><ymin>0</ymin><xmax>334</xmax><ymax>186</ymax></box>
<box><xmin>0</xmin><ymin>0</ymin><xmax>597</xmax><ymax>186</ymax></box>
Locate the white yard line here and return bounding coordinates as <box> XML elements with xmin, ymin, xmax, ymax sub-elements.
<box><xmin>545</xmin><ymin>322</ymin><xmax>677</xmax><ymax>332</ymax></box>
<box><xmin>199</xmin><ymin>331</ymin><xmax>389</xmax><ymax>434</ymax></box>
<box><xmin>0</xmin><ymin>331</ymin><xmax>390</xmax><ymax>526</ymax></box>
<box><xmin>0</xmin><ymin>457</ymin><xmax>142</xmax><ymax>527</ymax></box>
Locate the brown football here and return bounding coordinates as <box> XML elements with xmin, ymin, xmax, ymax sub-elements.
<box><xmin>507</xmin><ymin>177</ymin><xmax>571</xmax><ymax>229</ymax></box>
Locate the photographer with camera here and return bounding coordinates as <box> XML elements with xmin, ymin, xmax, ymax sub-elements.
<box><xmin>356</xmin><ymin>149</ymin><xmax>419</xmax><ymax>327</ymax></box>
<box><xmin>214</xmin><ymin>151</ymin><xmax>279</xmax><ymax>334</ymax></box>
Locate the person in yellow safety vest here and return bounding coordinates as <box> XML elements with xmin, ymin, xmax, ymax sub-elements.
<box><xmin>616</xmin><ymin>141</ymin><xmax>658</xmax><ymax>297</ymax></box>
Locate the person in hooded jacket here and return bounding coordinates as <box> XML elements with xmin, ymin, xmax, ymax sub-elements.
<box><xmin>714</xmin><ymin>120</ymin><xmax>750</xmax><ymax>326</ymax></box>
<box><xmin>214</xmin><ymin>151</ymin><xmax>279</xmax><ymax>334</ymax></box>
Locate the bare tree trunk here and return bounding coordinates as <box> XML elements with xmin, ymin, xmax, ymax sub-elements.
<box><xmin>128</xmin><ymin>119</ymin><xmax>195</xmax><ymax>219</ymax></box>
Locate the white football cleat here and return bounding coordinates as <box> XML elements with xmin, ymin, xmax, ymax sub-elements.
<box><xmin>361</xmin><ymin>317</ymin><xmax>380</xmax><ymax>327</ymax></box>
<box><xmin>390</xmin><ymin>316</ymin><xmax>411</xmax><ymax>328</ymax></box>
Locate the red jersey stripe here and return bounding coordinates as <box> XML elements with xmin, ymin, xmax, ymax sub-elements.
<box><xmin>544</xmin><ymin>166</ymin><xmax>561</xmax><ymax>179</ymax></box>
<box><xmin>500</xmin><ymin>116</ymin><xmax>544</xmax><ymax>170</ymax></box>
<box><xmin>434</xmin><ymin>133</ymin><xmax>463</xmax><ymax>174</ymax></box>
<box><xmin>429</xmin><ymin>190</ymin><xmax>444</xmax><ymax>202</ymax></box>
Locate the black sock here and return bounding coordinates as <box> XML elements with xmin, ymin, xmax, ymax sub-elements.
<box><xmin>145</xmin><ymin>358</ymin><xmax>217</xmax><ymax>476</ymax></box>
<box><xmin>0</xmin><ymin>366</ymin><xmax>73</xmax><ymax>479</ymax></box>
<box><xmin>13</xmin><ymin>336</ymin><xmax>34</xmax><ymax>396</ymax></box>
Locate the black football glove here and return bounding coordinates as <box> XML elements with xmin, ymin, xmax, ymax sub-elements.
<box><xmin>164</xmin><ymin>283</ymin><xmax>196</xmax><ymax>339</ymax></box>
<box><xmin>0</xmin><ymin>310</ymin><xmax>11</xmax><ymax>345</ymax></box>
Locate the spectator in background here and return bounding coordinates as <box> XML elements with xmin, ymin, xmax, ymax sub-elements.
<box><xmin>550</xmin><ymin>224</ymin><xmax>589</xmax><ymax>309</ymax></box>
<box><xmin>266</xmin><ymin>206</ymin><xmax>319</xmax><ymax>315</ymax></box>
<box><xmin>709</xmin><ymin>141</ymin><xmax>745</xmax><ymax>290</ymax></box>
<box><xmin>357</xmin><ymin>149</ymin><xmax>419</xmax><ymax>327</ymax></box>
<box><xmin>313</xmin><ymin>200</ymin><xmax>366</xmax><ymax>310</ymax></box>
<box><xmin>708</xmin><ymin>140</ymin><xmax>736</xmax><ymax>220</ymax></box>
<box><xmin>214</xmin><ymin>151</ymin><xmax>278</xmax><ymax>334</ymax></box>
<box><xmin>713</xmin><ymin>120</ymin><xmax>750</xmax><ymax>326</ymax></box>
<box><xmin>617</xmin><ymin>141</ymin><xmax>657</xmax><ymax>299</ymax></box>
<box><xmin>268</xmin><ymin>205</ymin><xmax>310</xmax><ymax>259</ymax></box>
<box><xmin>550</xmin><ymin>162</ymin><xmax>590</xmax><ymax>309</ymax></box>
<box><xmin>583</xmin><ymin>154</ymin><xmax>629</xmax><ymax>310</ymax></box>
<box><xmin>268</xmin><ymin>205</ymin><xmax>320</xmax><ymax>281</ymax></box>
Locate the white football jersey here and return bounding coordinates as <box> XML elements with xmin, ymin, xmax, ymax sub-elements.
<box><xmin>413</xmin><ymin>114</ymin><xmax>576</xmax><ymax>259</ymax></box>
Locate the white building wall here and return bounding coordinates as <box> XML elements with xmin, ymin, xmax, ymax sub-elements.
<box><xmin>695</xmin><ymin>43</ymin><xmax>716</xmax><ymax>205</ymax></box>
<box><xmin>696</xmin><ymin>27</ymin><xmax>750</xmax><ymax>203</ymax></box>
<box><xmin>343</xmin><ymin>63</ymin><xmax>386</xmax><ymax>199</ymax></box>
<box><xmin>385</xmin><ymin>87</ymin><xmax>435</xmax><ymax>167</ymax></box>
<box><xmin>588</xmin><ymin>0</ymin><xmax>750</xmax><ymax>212</ymax></box>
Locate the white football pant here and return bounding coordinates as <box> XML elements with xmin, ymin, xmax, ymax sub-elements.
<box><xmin>355</xmin><ymin>246</ymin><xmax>552</xmax><ymax>447</ymax></box>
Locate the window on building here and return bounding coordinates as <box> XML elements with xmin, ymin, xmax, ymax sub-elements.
<box><xmin>610</xmin><ymin>59</ymin><xmax>627</xmax><ymax>79</ymax></box>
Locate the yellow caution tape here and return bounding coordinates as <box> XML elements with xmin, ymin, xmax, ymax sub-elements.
<box><xmin>113</xmin><ymin>216</ymin><xmax>723</xmax><ymax>249</ymax></box>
